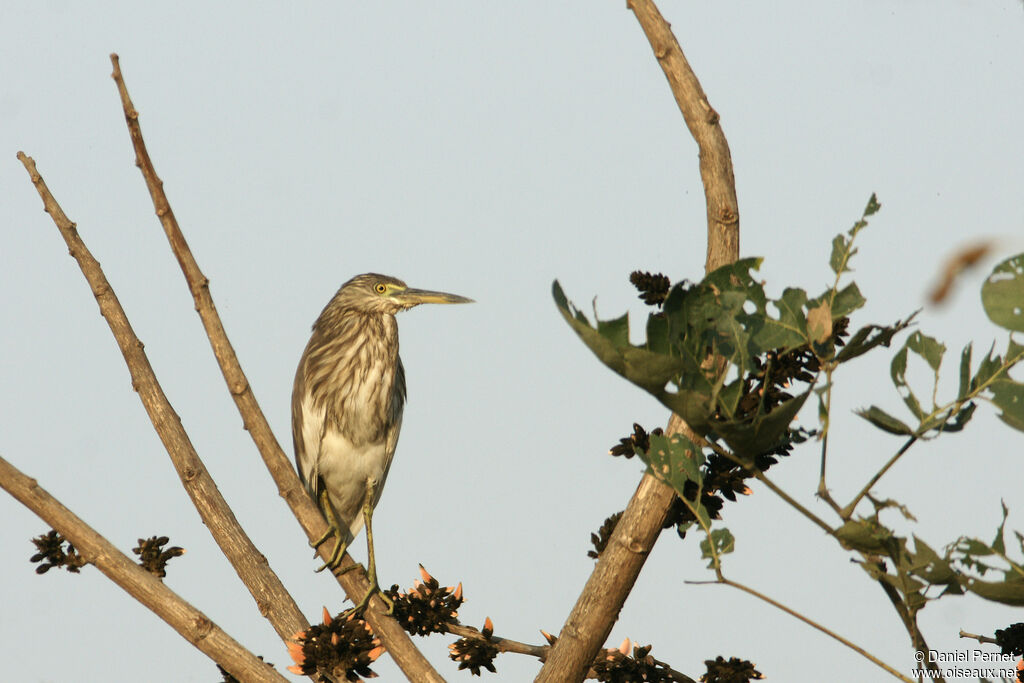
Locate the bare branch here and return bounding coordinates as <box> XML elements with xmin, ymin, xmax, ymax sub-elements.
<box><xmin>16</xmin><ymin>151</ymin><xmax>307</xmax><ymax>644</ymax></box>
<box><xmin>107</xmin><ymin>55</ymin><xmax>442</xmax><ymax>681</ymax></box>
<box><xmin>537</xmin><ymin>1</ymin><xmax>740</xmax><ymax>679</ymax></box>
<box><xmin>0</xmin><ymin>454</ymin><xmax>287</xmax><ymax>683</ymax></box>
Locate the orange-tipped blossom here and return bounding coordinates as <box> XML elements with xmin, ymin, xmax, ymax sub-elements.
<box><xmin>618</xmin><ymin>637</ymin><xmax>631</xmax><ymax>655</ymax></box>
<box><xmin>540</xmin><ymin>629</ymin><xmax>557</xmax><ymax>645</ymax></box>
<box><xmin>287</xmin><ymin>664</ymin><xmax>304</xmax><ymax>674</ymax></box>
<box><xmin>483</xmin><ymin>617</ymin><xmax>494</xmax><ymax>633</ymax></box>
<box><xmin>418</xmin><ymin>564</ymin><xmax>434</xmax><ymax>583</ymax></box>
<box><xmin>287</xmin><ymin>637</ymin><xmax>306</xmax><ymax>665</ymax></box>
<box><xmin>454</xmin><ymin>582</ymin><xmax>463</xmax><ymax>601</ymax></box>
<box><xmin>322</xmin><ymin>606</ymin><xmax>332</xmax><ymax>626</ymax></box>
<box><xmin>368</xmin><ymin>645</ymin><xmax>386</xmax><ymax>661</ymax></box>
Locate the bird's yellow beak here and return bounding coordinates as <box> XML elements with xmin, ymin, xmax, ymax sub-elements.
<box><xmin>396</xmin><ymin>287</ymin><xmax>474</xmax><ymax>306</ymax></box>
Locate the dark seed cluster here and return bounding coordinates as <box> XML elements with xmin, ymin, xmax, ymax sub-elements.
<box><xmin>588</xmin><ymin>511</ymin><xmax>625</xmax><ymax>559</ymax></box>
<box><xmin>133</xmin><ymin>535</ymin><xmax>184</xmax><ymax>579</ymax></box>
<box><xmin>287</xmin><ymin>608</ymin><xmax>383</xmax><ymax>682</ymax></box>
<box><xmin>385</xmin><ymin>565</ymin><xmax>464</xmax><ymax>636</ymax></box>
<box><xmin>609</xmin><ymin>423</ymin><xmax>664</xmax><ymax>459</ymax></box>
<box><xmin>629</xmin><ymin>271</ymin><xmax>673</xmax><ymax>307</ymax></box>
<box><xmin>700</xmin><ymin>656</ymin><xmax>764</xmax><ymax>683</ymax></box>
<box><xmin>448</xmin><ymin>617</ymin><xmax>499</xmax><ymax>676</ymax></box>
<box><xmin>29</xmin><ymin>529</ymin><xmax>86</xmax><ymax>574</ymax></box>
<box><xmin>996</xmin><ymin>622</ymin><xmax>1024</xmax><ymax>657</ymax></box>
<box><xmin>592</xmin><ymin>641</ymin><xmax>674</xmax><ymax>683</ymax></box>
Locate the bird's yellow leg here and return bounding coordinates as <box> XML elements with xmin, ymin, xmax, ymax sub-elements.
<box><xmin>345</xmin><ymin>479</ymin><xmax>395</xmax><ymax>616</ymax></box>
<box><xmin>312</xmin><ymin>489</ymin><xmax>349</xmax><ymax>573</ymax></box>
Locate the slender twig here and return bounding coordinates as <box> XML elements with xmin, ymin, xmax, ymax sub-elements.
<box><xmin>958</xmin><ymin>629</ymin><xmax>999</xmax><ymax>646</ymax></box>
<box><xmin>17</xmin><ymin>152</ymin><xmax>308</xmax><ymax>646</ymax></box>
<box><xmin>841</xmin><ymin>437</ymin><xmax>918</xmax><ymax>519</ymax></box>
<box><xmin>816</xmin><ymin>369</ymin><xmax>842</xmax><ymax>514</ymax></box>
<box><xmin>689</xmin><ymin>576</ymin><xmax>915</xmax><ymax>683</ymax></box>
<box><xmin>876</xmin><ymin>574</ymin><xmax>944</xmax><ymax>681</ymax></box>
<box><xmin>0</xmin><ymin>455</ymin><xmax>287</xmax><ymax>683</ymax></box>
<box><xmin>446</xmin><ymin>623</ymin><xmax>698</xmax><ymax>682</ymax></box>
<box><xmin>536</xmin><ymin>1</ymin><xmax>740</xmax><ymax>679</ymax></box>
<box><xmin>107</xmin><ymin>55</ymin><xmax>442</xmax><ymax>680</ymax></box>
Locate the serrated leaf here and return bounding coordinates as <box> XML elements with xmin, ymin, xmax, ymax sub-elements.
<box><xmin>553</xmin><ymin>281</ymin><xmax>685</xmax><ymax>394</ymax></box>
<box><xmin>981</xmin><ymin>253</ymin><xmax>1024</xmax><ymax>332</ymax></box>
<box><xmin>834</xmin><ymin>314</ymin><xmax>916</xmax><ymax>364</ymax></box>
<box><xmin>863</xmin><ymin>193</ymin><xmax>881</xmax><ymax>216</ymax></box>
<box><xmin>856</xmin><ymin>406</ymin><xmax>915</xmax><ymax>435</ymax></box>
<box><xmin>700</xmin><ymin>528</ymin><xmax>735</xmax><ymax>568</ymax></box>
<box><xmin>906</xmin><ymin>331</ymin><xmax>946</xmax><ymax>372</ymax></box>
<box><xmin>829</xmin><ymin>194</ymin><xmax>880</xmax><ymax>275</ymax></box>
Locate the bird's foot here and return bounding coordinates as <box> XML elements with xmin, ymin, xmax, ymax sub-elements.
<box><xmin>342</xmin><ymin>578</ymin><xmax>395</xmax><ymax>618</ymax></box>
<box><xmin>312</xmin><ymin>490</ymin><xmax>350</xmax><ymax>573</ymax></box>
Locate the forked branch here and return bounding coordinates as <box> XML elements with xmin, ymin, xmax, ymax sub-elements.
<box><xmin>108</xmin><ymin>55</ymin><xmax>442</xmax><ymax>681</ymax></box>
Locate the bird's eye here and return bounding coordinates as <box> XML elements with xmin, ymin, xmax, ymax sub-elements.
<box><xmin>374</xmin><ymin>283</ymin><xmax>387</xmax><ymax>294</ymax></box>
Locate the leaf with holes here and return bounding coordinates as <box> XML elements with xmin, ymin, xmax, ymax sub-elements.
<box><xmin>981</xmin><ymin>253</ymin><xmax>1024</xmax><ymax>332</ymax></box>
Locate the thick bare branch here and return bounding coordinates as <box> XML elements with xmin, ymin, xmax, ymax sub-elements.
<box><xmin>0</xmin><ymin>454</ymin><xmax>288</xmax><ymax>683</ymax></box>
<box><xmin>537</xmin><ymin>2</ymin><xmax>740</xmax><ymax>680</ymax></box>
<box><xmin>107</xmin><ymin>55</ymin><xmax>442</xmax><ymax>681</ymax></box>
<box><xmin>17</xmin><ymin>152</ymin><xmax>307</xmax><ymax>645</ymax></box>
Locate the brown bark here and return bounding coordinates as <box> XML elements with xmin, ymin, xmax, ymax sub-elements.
<box><xmin>535</xmin><ymin>2</ymin><xmax>739</xmax><ymax>681</ymax></box>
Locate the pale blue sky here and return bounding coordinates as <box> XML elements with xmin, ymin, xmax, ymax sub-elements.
<box><xmin>3</xmin><ymin>2</ymin><xmax>1023</xmax><ymax>681</ymax></box>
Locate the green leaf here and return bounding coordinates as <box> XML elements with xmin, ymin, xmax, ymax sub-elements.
<box><xmin>700</xmin><ymin>528</ymin><xmax>735</xmax><ymax>568</ymax></box>
<box><xmin>715</xmin><ymin>388</ymin><xmax>812</xmax><ymax>457</ymax></box>
<box><xmin>992</xmin><ymin>501</ymin><xmax>1009</xmax><ymax>556</ymax></box>
<box><xmin>989</xmin><ymin>378</ymin><xmax>1024</xmax><ymax>432</ymax></box>
<box><xmin>552</xmin><ymin>281</ymin><xmax>685</xmax><ymax>394</ymax></box>
<box><xmin>829</xmin><ymin>193</ymin><xmax>880</xmax><ymax>275</ymax></box>
<box><xmin>830</xmin><ymin>282</ymin><xmax>867</xmax><ymax>318</ymax></box>
<box><xmin>834</xmin><ymin>314</ymin><xmax>916</xmax><ymax>364</ymax></box>
<box><xmin>981</xmin><ymin>253</ymin><xmax>1024</xmax><ymax>332</ymax></box>
<box><xmin>639</xmin><ymin>432</ymin><xmax>705</xmax><ymax>500</ymax></box>
<box><xmin>889</xmin><ymin>344</ymin><xmax>924</xmax><ymax>419</ymax></box>
<box><xmin>856</xmin><ymin>405</ymin><xmax>915</xmax><ymax>435</ymax></box>
<box><xmin>836</xmin><ymin>519</ymin><xmax>891</xmax><ymax>554</ymax></box>
<box><xmin>754</xmin><ymin>287</ymin><xmax>808</xmax><ymax>350</ymax></box>
<box><xmin>957</xmin><ymin>343</ymin><xmax>973</xmax><ymax>400</ymax></box>
<box><xmin>939</xmin><ymin>402</ymin><xmax>976</xmax><ymax>433</ymax></box>
<box><xmin>906</xmin><ymin>331</ymin><xmax>946</xmax><ymax>372</ymax></box>
<box><xmin>965</xmin><ymin>577</ymin><xmax>1024</xmax><ymax>606</ymax></box>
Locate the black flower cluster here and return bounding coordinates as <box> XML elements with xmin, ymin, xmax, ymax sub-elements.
<box><xmin>29</xmin><ymin>530</ymin><xmax>86</xmax><ymax>574</ymax></box>
<box><xmin>996</xmin><ymin>622</ymin><xmax>1024</xmax><ymax>657</ymax></box>
<box><xmin>609</xmin><ymin>423</ymin><xmax>664</xmax><ymax>459</ymax></box>
<box><xmin>133</xmin><ymin>535</ymin><xmax>184</xmax><ymax>579</ymax></box>
<box><xmin>700</xmin><ymin>656</ymin><xmax>763</xmax><ymax>683</ymax></box>
<box><xmin>629</xmin><ymin>271</ymin><xmax>672</xmax><ymax>307</ymax></box>
<box><xmin>588</xmin><ymin>511</ymin><xmax>624</xmax><ymax>559</ymax></box>
<box><xmin>385</xmin><ymin>565</ymin><xmax>463</xmax><ymax>636</ymax></box>
<box><xmin>592</xmin><ymin>641</ymin><xmax>674</xmax><ymax>683</ymax></box>
<box><xmin>287</xmin><ymin>608</ymin><xmax>382</xmax><ymax>682</ymax></box>
<box><xmin>448</xmin><ymin>618</ymin><xmax>499</xmax><ymax>676</ymax></box>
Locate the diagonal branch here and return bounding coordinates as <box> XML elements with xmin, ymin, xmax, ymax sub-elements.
<box><xmin>537</xmin><ymin>2</ymin><xmax>740</xmax><ymax>680</ymax></box>
<box><xmin>17</xmin><ymin>151</ymin><xmax>308</xmax><ymax>645</ymax></box>
<box><xmin>0</xmin><ymin>454</ymin><xmax>288</xmax><ymax>683</ymax></box>
<box><xmin>107</xmin><ymin>55</ymin><xmax>442</xmax><ymax>681</ymax></box>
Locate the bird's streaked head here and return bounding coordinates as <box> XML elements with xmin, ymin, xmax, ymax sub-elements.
<box><xmin>328</xmin><ymin>273</ymin><xmax>474</xmax><ymax>316</ymax></box>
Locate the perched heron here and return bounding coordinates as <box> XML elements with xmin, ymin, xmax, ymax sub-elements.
<box><xmin>292</xmin><ymin>273</ymin><xmax>472</xmax><ymax>613</ymax></box>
